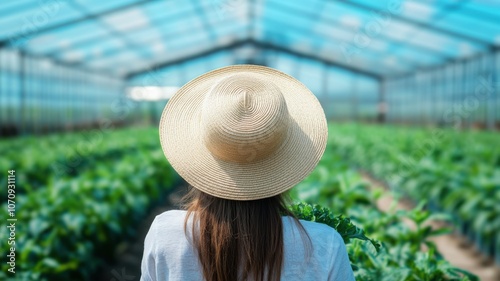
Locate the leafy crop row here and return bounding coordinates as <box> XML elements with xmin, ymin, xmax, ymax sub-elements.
<box><xmin>0</xmin><ymin>127</ymin><xmax>159</xmax><ymax>194</ymax></box>
<box><xmin>291</xmin><ymin>137</ymin><xmax>477</xmax><ymax>281</ymax></box>
<box><xmin>328</xmin><ymin>123</ymin><xmax>500</xmax><ymax>265</ymax></box>
<box><xmin>0</xmin><ymin>128</ymin><xmax>178</xmax><ymax>281</ymax></box>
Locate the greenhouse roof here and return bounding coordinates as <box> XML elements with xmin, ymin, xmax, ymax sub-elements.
<box><xmin>1</xmin><ymin>0</ymin><xmax>499</xmax><ymax>79</ymax></box>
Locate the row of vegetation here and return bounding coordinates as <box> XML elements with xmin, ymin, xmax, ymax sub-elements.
<box><xmin>0</xmin><ymin>128</ymin><xmax>178</xmax><ymax>281</ymax></box>
<box><xmin>0</xmin><ymin>128</ymin><xmax>160</xmax><ymax>193</ymax></box>
<box><xmin>291</xmin><ymin>134</ymin><xmax>477</xmax><ymax>281</ymax></box>
<box><xmin>328</xmin><ymin>123</ymin><xmax>500</xmax><ymax>266</ymax></box>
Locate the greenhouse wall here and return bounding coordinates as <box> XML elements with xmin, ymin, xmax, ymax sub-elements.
<box><xmin>385</xmin><ymin>51</ymin><xmax>500</xmax><ymax>129</ymax></box>
<box><xmin>0</xmin><ymin>49</ymin><xmax>125</xmax><ymax>137</ymax></box>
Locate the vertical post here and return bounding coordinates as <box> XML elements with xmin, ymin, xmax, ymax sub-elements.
<box><xmin>429</xmin><ymin>71</ymin><xmax>435</xmax><ymax>126</ymax></box>
<box><xmin>451</xmin><ymin>62</ymin><xmax>458</xmax><ymax>129</ymax></box>
<box><xmin>321</xmin><ymin>63</ymin><xmax>329</xmax><ymax>119</ymax></box>
<box><xmin>403</xmin><ymin>76</ymin><xmax>409</xmax><ymax>125</ymax></box>
<box><xmin>377</xmin><ymin>78</ymin><xmax>386</xmax><ymax>123</ymax></box>
<box><xmin>0</xmin><ymin>49</ymin><xmax>3</xmax><ymax>137</ymax></box>
<box><xmin>487</xmin><ymin>52</ymin><xmax>496</xmax><ymax>130</ymax></box>
<box><xmin>414</xmin><ymin>73</ymin><xmax>419</xmax><ymax>126</ymax></box>
<box><xmin>415</xmin><ymin>71</ymin><xmax>425</xmax><ymax>126</ymax></box>
<box><xmin>399</xmin><ymin>77</ymin><xmax>403</xmax><ymax>125</ymax></box>
<box><xmin>410</xmin><ymin>73</ymin><xmax>419</xmax><ymax>125</ymax></box>
<box><xmin>350</xmin><ymin>75</ymin><xmax>358</xmax><ymax>122</ymax></box>
<box><xmin>19</xmin><ymin>51</ymin><xmax>26</xmax><ymax>135</ymax></box>
<box><xmin>36</xmin><ymin>57</ymin><xmax>41</xmax><ymax>134</ymax></box>
<box><xmin>385</xmin><ymin>79</ymin><xmax>390</xmax><ymax>124</ymax></box>
<box><xmin>492</xmin><ymin>50</ymin><xmax>500</xmax><ymax>130</ymax></box>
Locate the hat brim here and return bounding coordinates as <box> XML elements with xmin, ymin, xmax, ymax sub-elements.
<box><xmin>159</xmin><ymin>65</ymin><xmax>327</xmax><ymax>200</ymax></box>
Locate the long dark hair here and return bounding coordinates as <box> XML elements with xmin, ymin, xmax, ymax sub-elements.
<box><xmin>182</xmin><ymin>187</ymin><xmax>311</xmax><ymax>281</ymax></box>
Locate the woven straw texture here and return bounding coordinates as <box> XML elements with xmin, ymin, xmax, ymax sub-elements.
<box><xmin>159</xmin><ymin>65</ymin><xmax>327</xmax><ymax>200</ymax></box>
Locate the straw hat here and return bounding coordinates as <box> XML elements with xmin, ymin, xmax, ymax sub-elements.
<box><xmin>159</xmin><ymin>65</ymin><xmax>327</xmax><ymax>200</ymax></box>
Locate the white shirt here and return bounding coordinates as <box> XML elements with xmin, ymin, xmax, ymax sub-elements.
<box><xmin>140</xmin><ymin>210</ymin><xmax>354</xmax><ymax>281</ymax></box>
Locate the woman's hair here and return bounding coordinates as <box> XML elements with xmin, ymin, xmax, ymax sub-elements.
<box><xmin>182</xmin><ymin>187</ymin><xmax>311</xmax><ymax>281</ymax></box>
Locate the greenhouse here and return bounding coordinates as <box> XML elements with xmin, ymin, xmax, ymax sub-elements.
<box><xmin>0</xmin><ymin>0</ymin><xmax>499</xmax><ymax>280</ymax></box>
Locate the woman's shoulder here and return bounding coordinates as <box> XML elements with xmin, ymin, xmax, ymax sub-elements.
<box><xmin>283</xmin><ymin>216</ymin><xmax>344</xmax><ymax>244</ymax></box>
<box><xmin>155</xmin><ymin>209</ymin><xmax>188</xmax><ymax>220</ymax></box>
<box><xmin>152</xmin><ymin>209</ymin><xmax>188</xmax><ymax>229</ymax></box>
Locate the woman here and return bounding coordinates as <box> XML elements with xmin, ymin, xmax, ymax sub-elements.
<box><xmin>140</xmin><ymin>65</ymin><xmax>354</xmax><ymax>281</ymax></box>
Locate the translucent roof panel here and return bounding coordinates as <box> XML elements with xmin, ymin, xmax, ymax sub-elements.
<box><xmin>1</xmin><ymin>0</ymin><xmax>498</xmax><ymax>79</ymax></box>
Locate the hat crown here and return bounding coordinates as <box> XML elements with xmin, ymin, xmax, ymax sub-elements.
<box><xmin>201</xmin><ymin>73</ymin><xmax>289</xmax><ymax>163</ymax></box>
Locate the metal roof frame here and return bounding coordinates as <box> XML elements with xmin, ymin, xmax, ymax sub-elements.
<box><xmin>0</xmin><ymin>0</ymin><xmax>498</xmax><ymax>80</ymax></box>
<box><xmin>125</xmin><ymin>39</ymin><xmax>383</xmax><ymax>80</ymax></box>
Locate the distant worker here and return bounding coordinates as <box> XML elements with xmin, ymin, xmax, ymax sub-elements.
<box><xmin>140</xmin><ymin>65</ymin><xmax>354</xmax><ymax>281</ymax></box>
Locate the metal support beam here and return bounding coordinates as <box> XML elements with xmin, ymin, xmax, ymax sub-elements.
<box><xmin>253</xmin><ymin>40</ymin><xmax>382</xmax><ymax>79</ymax></box>
<box><xmin>126</xmin><ymin>39</ymin><xmax>383</xmax><ymax>80</ymax></box>
<box><xmin>126</xmin><ymin>40</ymin><xmax>251</xmax><ymax>79</ymax></box>
<box><xmin>3</xmin><ymin>47</ymin><xmax>119</xmax><ymax>79</ymax></box>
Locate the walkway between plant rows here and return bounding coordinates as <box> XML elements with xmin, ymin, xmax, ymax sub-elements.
<box><xmin>362</xmin><ymin>173</ymin><xmax>500</xmax><ymax>281</ymax></box>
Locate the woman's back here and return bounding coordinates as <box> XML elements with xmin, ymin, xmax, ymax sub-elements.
<box><xmin>144</xmin><ymin>65</ymin><xmax>354</xmax><ymax>280</ymax></box>
<box><xmin>140</xmin><ymin>210</ymin><xmax>354</xmax><ymax>281</ymax></box>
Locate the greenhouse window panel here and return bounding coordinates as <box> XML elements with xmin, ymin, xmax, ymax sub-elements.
<box><xmin>254</xmin><ymin>39</ymin><xmax>388</xmax><ymax>78</ymax></box>
<box><xmin>0</xmin><ymin>2</ymin><xmax>84</xmax><ymax>44</ymax></box>
<box><xmin>129</xmin><ymin>13</ymin><xmax>245</xmax><ymax>58</ymax></box>
<box><xmin>332</xmin><ymin>0</ymin><xmax>495</xmax><ymax>48</ymax></box>
<box><xmin>117</xmin><ymin>5</ymin><xmax>206</xmax><ymax>43</ymax></box>
<box><xmin>120</xmin><ymin>34</ymin><xmax>249</xmax><ymax>78</ymax></box>
<box><xmin>258</xmin><ymin>16</ymin><xmax>426</xmax><ymax>69</ymax></box>
<box><xmin>262</xmin><ymin>7</ymin><xmax>390</xmax><ymax>53</ymax></box>
<box><xmin>259</xmin><ymin>23</ymin><xmax>419</xmax><ymax>74</ymax></box>
<box><xmin>75</xmin><ymin>0</ymin><xmax>142</xmax><ymax>14</ymax></box>
<box><xmin>268</xmin><ymin>0</ymin><xmax>454</xmax><ymax>62</ymax></box>
<box><xmin>0</xmin><ymin>0</ymin><xmax>153</xmax><ymax>49</ymax></box>
<box><xmin>51</xmin><ymin>36</ymin><xmax>127</xmax><ymax>63</ymax></box>
<box><xmin>22</xmin><ymin>20</ymin><xmax>113</xmax><ymax>57</ymax></box>
<box><xmin>33</xmin><ymin>1</ymin><xmax>206</xmax><ymax>61</ymax></box>
<box><xmin>0</xmin><ymin>0</ymin><xmax>35</xmax><ymax>12</ymax></box>
<box><xmin>461</xmin><ymin>1</ymin><xmax>500</xmax><ymax>22</ymax></box>
<box><xmin>431</xmin><ymin>12</ymin><xmax>500</xmax><ymax>45</ymax></box>
<box><xmin>63</xmin><ymin>0</ymin><xmax>225</xmax><ymax>69</ymax></box>
<box><xmin>25</xmin><ymin>28</ymin><xmax>112</xmax><ymax>56</ymax></box>
<box><xmin>80</xmin><ymin>21</ymin><xmax>246</xmax><ymax>74</ymax></box>
<box><xmin>125</xmin><ymin>41</ymin><xmax>258</xmax><ymax>79</ymax></box>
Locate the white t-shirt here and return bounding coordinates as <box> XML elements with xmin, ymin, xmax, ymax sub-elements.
<box><xmin>140</xmin><ymin>210</ymin><xmax>355</xmax><ymax>281</ymax></box>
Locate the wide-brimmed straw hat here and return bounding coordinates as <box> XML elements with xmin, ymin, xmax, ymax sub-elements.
<box><xmin>159</xmin><ymin>65</ymin><xmax>327</xmax><ymax>200</ymax></box>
